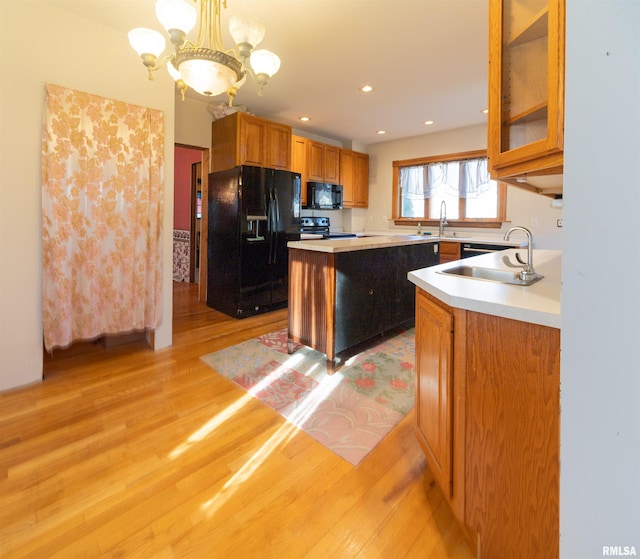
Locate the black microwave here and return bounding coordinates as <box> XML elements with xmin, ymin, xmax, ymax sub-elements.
<box><xmin>304</xmin><ymin>182</ymin><xmax>343</xmax><ymax>210</ymax></box>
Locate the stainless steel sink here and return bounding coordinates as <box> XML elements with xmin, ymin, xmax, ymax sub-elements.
<box><xmin>437</xmin><ymin>265</ymin><xmax>543</xmax><ymax>286</ymax></box>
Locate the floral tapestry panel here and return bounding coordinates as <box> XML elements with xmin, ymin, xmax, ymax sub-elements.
<box><xmin>41</xmin><ymin>84</ymin><xmax>164</xmax><ymax>351</ymax></box>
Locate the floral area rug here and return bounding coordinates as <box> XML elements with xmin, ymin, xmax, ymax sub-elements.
<box><xmin>200</xmin><ymin>328</ymin><xmax>415</xmax><ymax>466</ymax></box>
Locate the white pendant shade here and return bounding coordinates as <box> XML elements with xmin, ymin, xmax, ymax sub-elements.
<box><xmin>178</xmin><ymin>59</ymin><xmax>238</xmax><ymax>96</ymax></box>
<box><xmin>155</xmin><ymin>0</ymin><xmax>197</xmax><ymax>34</ymax></box>
<box><xmin>166</xmin><ymin>62</ymin><xmax>181</xmax><ymax>81</ymax></box>
<box><xmin>128</xmin><ymin>28</ymin><xmax>166</xmax><ymax>57</ymax></box>
<box><xmin>229</xmin><ymin>15</ymin><xmax>265</xmax><ymax>49</ymax></box>
<box><xmin>250</xmin><ymin>49</ymin><xmax>281</xmax><ymax>77</ymax></box>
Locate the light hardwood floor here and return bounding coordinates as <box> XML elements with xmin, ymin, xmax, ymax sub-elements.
<box><xmin>0</xmin><ymin>282</ymin><xmax>474</xmax><ymax>558</ymax></box>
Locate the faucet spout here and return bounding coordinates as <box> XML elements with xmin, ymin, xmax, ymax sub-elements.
<box><xmin>504</xmin><ymin>226</ymin><xmax>536</xmax><ymax>279</ymax></box>
<box><xmin>439</xmin><ymin>201</ymin><xmax>448</xmax><ymax>237</ymax></box>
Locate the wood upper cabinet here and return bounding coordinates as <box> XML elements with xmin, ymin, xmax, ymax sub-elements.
<box><xmin>339</xmin><ymin>149</ymin><xmax>369</xmax><ymax>208</ymax></box>
<box><xmin>211</xmin><ymin>112</ymin><xmax>292</xmax><ymax>172</ymax></box>
<box><xmin>307</xmin><ymin>140</ymin><xmax>340</xmax><ymax>183</ymax></box>
<box><xmin>487</xmin><ymin>0</ymin><xmax>565</xmax><ymax>195</ymax></box>
<box><xmin>291</xmin><ymin>135</ymin><xmax>308</xmax><ymax>206</ymax></box>
<box><xmin>414</xmin><ymin>287</ymin><xmax>560</xmax><ymax>558</ymax></box>
<box><xmin>415</xmin><ymin>291</ymin><xmax>454</xmax><ymax>501</ymax></box>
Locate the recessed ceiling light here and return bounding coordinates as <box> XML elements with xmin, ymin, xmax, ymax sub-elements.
<box><xmin>360</xmin><ymin>84</ymin><xmax>374</xmax><ymax>93</ymax></box>
<box><xmin>299</xmin><ymin>116</ymin><xmax>310</xmax><ymax>122</ymax></box>
<box><xmin>376</xmin><ymin>130</ymin><xmax>386</xmax><ymax>135</ymax></box>
<box><xmin>424</xmin><ymin>120</ymin><xmax>434</xmax><ymax>126</ymax></box>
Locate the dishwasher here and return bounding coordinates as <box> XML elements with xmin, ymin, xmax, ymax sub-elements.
<box><xmin>460</xmin><ymin>242</ymin><xmax>518</xmax><ymax>259</ymax></box>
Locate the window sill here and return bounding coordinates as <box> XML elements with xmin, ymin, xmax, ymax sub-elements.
<box><xmin>393</xmin><ymin>219</ymin><xmax>505</xmax><ymax>229</ymax></box>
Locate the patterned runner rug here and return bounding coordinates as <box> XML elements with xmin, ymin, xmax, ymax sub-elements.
<box><xmin>200</xmin><ymin>328</ymin><xmax>415</xmax><ymax>466</ymax></box>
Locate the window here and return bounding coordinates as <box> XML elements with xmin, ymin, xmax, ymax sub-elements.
<box><xmin>392</xmin><ymin>150</ymin><xmax>506</xmax><ymax>228</ymax></box>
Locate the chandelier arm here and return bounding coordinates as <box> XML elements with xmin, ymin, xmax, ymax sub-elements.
<box><xmin>139</xmin><ymin>53</ymin><xmax>170</xmax><ymax>80</ymax></box>
<box><xmin>154</xmin><ymin>53</ymin><xmax>178</xmax><ymax>72</ymax></box>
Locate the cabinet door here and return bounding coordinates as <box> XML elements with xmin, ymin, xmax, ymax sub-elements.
<box><xmin>439</xmin><ymin>241</ymin><xmax>461</xmax><ymax>263</ymax></box>
<box><xmin>415</xmin><ymin>291</ymin><xmax>453</xmax><ymax>498</ymax></box>
<box><xmin>334</xmin><ymin>248</ymin><xmax>396</xmax><ymax>353</ymax></box>
<box><xmin>339</xmin><ymin>149</ymin><xmax>355</xmax><ymax>206</ymax></box>
<box><xmin>266</xmin><ymin>122</ymin><xmax>292</xmax><ymax>170</ymax></box>
<box><xmin>239</xmin><ymin>114</ymin><xmax>267</xmax><ymax>167</ymax></box>
<box><xmin>396</xmin><ymin>244</ymin><xmax>437</xmax><ymax>324</ymax></box>
<box><xmin>307</xmin><ymin>141</ymin><xmax>325</xmax><ymax>182</ymax></box>
<box><xmin>354</xmin><ymin>151</ymin><xmax>369</xmax><ymax>207</ymax></box>
<box><xmin>291</xmin><ymin>135</ymin><xmax>308</xmax><ymax>206</ymax></box>
<box><xmin>324</xmin><ymin>145</ymin><xmax>340</xmax><ymax>183</ymax></box>
<box><xmin>488</xmin><ymin>0</ymin><xmax>564</xmax><ymax>178</ymax></box>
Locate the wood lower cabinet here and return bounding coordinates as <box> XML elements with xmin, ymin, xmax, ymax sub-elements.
<box><xmin>415</xmin><ymin>288</ymin><xmax>560</xmax><ymax>558</ymax></box>
<box><xmin>211</xmin><ymin>112</ymin><xmax>292</xmax><ymax>172</ymax></box>
<box><xmin>288</xmin><ymin>243</ymin><xmax>438</xmax><ymax>370</ymax></box>
<box><xmin>415</xmin><ymin>293</ymin><xmax>454</xmax><ymax>500</ymax></box>
<box><xmin>438</xmin><ymin>241</ymin><xmax>461</xmax><ymax>263</ymax></box>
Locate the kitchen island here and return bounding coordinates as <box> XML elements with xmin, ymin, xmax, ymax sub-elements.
<box><xmin>407</xmin><ymin>249</ymin><xmax>561</xmax><ymax>558</ymax></box>
<box><xmin>287</xmin><ymin>235</ymin><xmax>438</xmax><ymax>371</ymax></box>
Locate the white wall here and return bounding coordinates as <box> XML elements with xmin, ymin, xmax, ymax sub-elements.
<box><xmin>561</xmin><ymin>0</ymin><xmax>640</xmax><ymax>554</ymax></box>
<box><xmin>363</xmin><ymin>124</ymin><xmax>564</xmax><ymax>248</ymax></box>
<box><xmin>0</xmin><ymin>1</ymin><xmax>175</xmax><ymax>390</ymax></box>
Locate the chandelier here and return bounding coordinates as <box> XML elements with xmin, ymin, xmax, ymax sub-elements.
<box><xmin>128</xmin><ymin>0</ymin><xmax>281</xmax><ymax>104</ymax></box>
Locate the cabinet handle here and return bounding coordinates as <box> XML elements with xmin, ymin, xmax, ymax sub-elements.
<box><xmin>368</xmin><ymin>288</ymin><xmax>374</xmax><ymax>295</ymax></box>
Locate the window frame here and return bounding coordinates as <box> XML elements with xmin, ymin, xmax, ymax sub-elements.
<box><xmin>392</xmin><ymin>149</ymin><xmax>507</xmax><ymax>229</ymax></box>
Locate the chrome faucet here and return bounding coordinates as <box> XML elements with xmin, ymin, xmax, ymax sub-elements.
<box><xmin>503</xmin><ymin>226</ymin><xmax>537</xmax><ymax>281</ymax></box>
<box><xmin>438</xmin><ymin>201</ymin><xmax>448</xmax><ymax>237</ymax></box>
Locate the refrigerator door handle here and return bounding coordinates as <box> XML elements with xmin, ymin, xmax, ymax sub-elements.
<box><xmin>272</xmin><ymin>189</ymin><xmax>280</xmax><ymax>264</ymax></box>
<box><xmin>268</xmin><ymin>189</ymin><xmax>276</xmax><ymax>264</ymax></box>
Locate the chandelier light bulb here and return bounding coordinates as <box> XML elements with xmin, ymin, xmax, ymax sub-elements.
<box><xmin>167</xmin><ymin>62</ymin><xmax>188</xmax><ymax>100</ymax></box>
<box><xmin>155</xmin><ymin>0</ymin><xmax>197</xmax><ymax>35</ymax></box>
<box><xmin>229</xmin><ymin>15</ymin><xmax>265</xmax><ymax>58</ymax></box>
<box><xmin>166</xmin><ymin>61</ymin><xmax>181</xmax><ymax>82</ymax></box>
<box><xmin>178</xmin><ymin>58</ymin><xmax>238</xmax><ymax>97</ymax></box>
<box><xmin>250</xmin><ymin>49</ymin><xmax>280</xmax><ymax>77</ymax></box>
<box><xmin>128</xmin><ymin>28</ymin><xmax>166</xmax><ymax>57</ymax></box>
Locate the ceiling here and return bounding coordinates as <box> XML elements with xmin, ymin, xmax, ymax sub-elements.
<box><xmin>45</xmin><ymin>0</ymin><xmax>490</xmax><ymax>145</ymax></box>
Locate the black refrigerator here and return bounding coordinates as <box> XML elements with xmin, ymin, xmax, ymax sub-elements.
<box><xmin>206</xmin><ymin>165</ymin><xmax>302</xmax><ymax>318</ymax></box>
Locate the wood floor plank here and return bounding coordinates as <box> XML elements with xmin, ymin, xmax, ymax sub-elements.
<box><xmin>0</xmin><ymin>282</ymin><xmax>474</xmax><ymax>559</ymax></box>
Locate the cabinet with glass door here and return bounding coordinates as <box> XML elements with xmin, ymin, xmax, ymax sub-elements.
<box><xmin>488</xmin><ymin>0</ymin><xmax>565</xmax><ymax>194</ymax></box>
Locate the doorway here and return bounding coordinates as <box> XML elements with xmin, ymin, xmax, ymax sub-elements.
<box><xmin>174</xmin><ymin>144</ymin><xmax>209</xmax><ymax>302</ymax></box>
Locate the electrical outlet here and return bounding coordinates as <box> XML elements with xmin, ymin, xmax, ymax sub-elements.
<box><xmin>557</xmin><ymin>219</ymin><xmax>563</xmax><ymax>228</ymax></box>
<box><xmin>531</xmin><ymin>218</ymin><xmax>539</xmax><ymax>228</ymax></box>
<box><xmin>368</xmin><ymin>215</ymin><xmax>373</xmax><ymax>223</ymax></box>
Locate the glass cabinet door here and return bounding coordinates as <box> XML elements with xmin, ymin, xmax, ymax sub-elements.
<box><xmin>488</xmin><ymin>0</ymin><xmax>564</xmax><ymax>177</ymax></box>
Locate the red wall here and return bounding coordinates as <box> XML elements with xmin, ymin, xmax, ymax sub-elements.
<box><xmin>174</xmin><ymin>146</ymin><xmax>202</xmax><ymax>230</ymax></box>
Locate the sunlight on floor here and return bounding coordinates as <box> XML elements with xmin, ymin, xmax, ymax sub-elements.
<box><xmin>246</xmin><ymin>350</ymin><xmax>306</xmax><ymax>397</ymax></box>
<box><xmin>168</xmin><ymin>392</ymin><xmax>254</xmax><ymax>459</ymax></box>
<box><xmin>188</xmin><ymin>345</ymin><xmax>373</xmax><ymax>518</ymax></box>
<box><xmin>199</xmin><ymin>419</ymin><xmax>300</xmax><ymax>519</ymax></box>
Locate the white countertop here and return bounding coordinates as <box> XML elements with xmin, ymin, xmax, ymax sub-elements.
<box><xmin>288</xmin><ymin>234</ymin><xmax>437</xmax><ymax>253</ymax></box>
<box><xmin>291</xmin><ymin>232</ymin><xmax>524</xmax><ymax>252</ymax></box>
<box><xmin>408</xmin><ymin>249</ymin><xmax>562</xmax><ymax>328</ymax></box>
